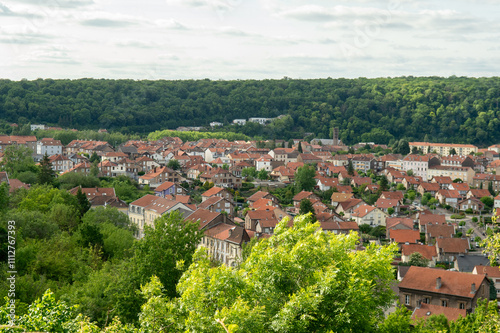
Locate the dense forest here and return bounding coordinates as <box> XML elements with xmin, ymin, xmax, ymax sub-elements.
<box><xmin>1</xmin><ymin>76</ymin><xmax>500</xmax><ymax>145</ymax></box>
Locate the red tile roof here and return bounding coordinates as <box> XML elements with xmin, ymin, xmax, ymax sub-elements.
<box><xmin>155</xmin><ymin>181</ymin><xmax>175</xmax><ymax>192</ymax></box>
<box><xmin>473</xmin><ymin>265</ymin><xmax>500</xmax><ymax>278</ymax></box>
<box><xmin>201</xmin><ymin>186</ymin><xmax>224</xmax><ymax>197</ymax></box>
<box><xmin>399</xmin><ymin>266</ymin><xmax>486</xmax><ymax>299</ymax></box>
<box><xmin>185</xmin><ymin>208</ymin><xmax>221</xmax><ymax>229</ymax></box>
<box><xmin>401</xmin><ymin>244</ymin><xmax>437</xmax><ymax>260</ymax></box>
<box><xmin>436</xmin><ymin>238</ymin><xmax>469</xmax><ymax>254</ymax></box>
<box><xmin>389</xmin><ymin>229</ymin><xmax>420</xmax><ymax>244</ymax></box>
<box><xmin>412</xmin><ymin>303</ymin><xmax>466</xmax><ymax>323</ymax></box>
<box><xmin>419</xmin><ymin>213</ymin><xmax>447</xmax><ymax>225</ymax></box>
<box><xmin>426</xmin><ymin>224</ymin><xmax>455</xmax><ymax>239</ymax></box>
<box><xmin>293</xmin><ymin>191</ymin><xmax>314</xmax><ymax>201</ymax></box>
<box><xmin>386</xmin><ymin>217</ymin><xmax>414</xmax><ymax>230</ymax></box>
<box><xmin>352</xmin><ymin>204</ymin><xmax>377</xmax><ymax>218</ymax></box>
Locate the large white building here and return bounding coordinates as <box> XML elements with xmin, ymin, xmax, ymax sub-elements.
<box><xmin>409</xmin><ymin>142</ymin><xmax>478</xmax><ymax>156</ymax></box>
<box><xmin>37</xmin><ymin>138</ymin><xmax>63</xmax><ymax>156</ymax></box>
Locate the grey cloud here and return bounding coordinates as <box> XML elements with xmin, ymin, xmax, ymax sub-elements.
<box><xmin>0</xmin><ymin>3</ymin><xmax>43</xmax><ymax>18</ymax></box>
<box><xmin>81</xmin><ymin>18</ymin><xmax>136</xmax><ymax>27</ymax></box>
<box><xmin>7</xmin><ymin>0</ymin><xmax>94</xmax><ymax>8</ymax></box>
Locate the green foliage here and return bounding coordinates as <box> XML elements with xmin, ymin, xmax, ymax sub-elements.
<box><xmin>378</xmin><ymin>304</ymin><xmax>412</xmax><ymax>333</ymax></box>
<box><xmin>481</xmin><ymin>196</ymin><xmax>494</xmax><ymax>209</ymax></box>
<box><xmin>2</xmin><ymin>77</ymin><xmax>500</xmax><ymax>144</ymax></box>
<box><xmin>393</xmin><ymin>139</ymin><xmax>410</xmax><ymax>155</ymax></box>
<box><xmin>141</xmin><ymin>214</ymin><xmax>398</xmax><ymax>332</ymax></box>
<box><xmin>82</xmin><ymin>207</ymin><xmax>132</xmax><ymax>230</ymax></box>
<box><xmin>347</xmin><ymin>160</ymin><xmax>354</xmax><ymax>176</ymax></box>
<box><xmin>408</xmin><ymin>252</ymin><xmax>430</xmax><ymax>267</ymax></box>
<box><xmin>167</xmin><ymin>159</ymin><xmax>181</xmax><ymax>170</ymax></box>
<box><xmin>0</xmin><ymin>182</ymin><xmax>9</xmax><ymax>214</ymax></box>
<box><xmin>299</xmin><ymin>199</ymin><xmax>316</xmax><ymax>221</ymax></box>
<box><xmin>76</xmin><ymin>187</ymin><xmax>92</xmax><ymax>217</ymax></box>
<box><xmin>37</xmin><ymin>154</ymin><xmax>56</xmax><ymax>185</ymax></box>
<box><xmin>257</xmin><ymin>169</ymin><xmax>268</xmax><ymax>180</ymax></box>
<box><xmin>0</xmin><ymin>145</ymin><xmax>37</xmax><ymax>179</ymax></box>
<box><xmin>270</xmin><ymin>185</ymin><xmax>296</xmax><ymax>206</ymax></box>
<box><xmin>241</xmin><ymin>167</ymin><xmax>257</xmax><ymax>180</ymax></box>
<box><xmin>58</xmin><ymin>172</ymin><xmax>100</xmax><ymax>190</ymax></box>
<box><xmin>100</xmin><ymin>176</ymin><xmax>143</xmax><ymax>204</ymax></box>
<box><xmin>294</xmin><ymin>165</ymin><xmax>316</xmax><ymax>192</ymax></box>
<box><xmin>148</xmin><ymin>129</ymin><xmax>250</xmax><ymax>142</ymax></box>
<box><xmin>89</xmin><ymin>152</ymin><xmax>101</xmax><ymax>163</ymax></box>
<box><xmin>0</xmin><ymin>289</ymin><xmax>76</xmax><ymax>332</ymax></box>
<box><xmin>450</xmin><ymin>299</ymin><xmax>500</xmax><ymax>332</ymax></box>
<box><xmin>134</xmin><ymin>211</ymin><xmax>203</xmax><ymax>298</ymax></box>
<box><xmin>414</xmin><ymin>314</ymin><xmax>450</xmax><ymax>332</ymax></box>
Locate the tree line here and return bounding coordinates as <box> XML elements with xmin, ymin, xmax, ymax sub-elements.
<box><xmin>1</xmin><ymin>76</ymin><xmax>500</xmax><ymax>145</ymax></box>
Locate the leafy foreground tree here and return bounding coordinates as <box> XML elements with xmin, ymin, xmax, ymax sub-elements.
<box><xmin>139</xmin><ymin>214</ymin><xmax>398</xmax><ymax>332</ymax></box>
<box><xmin>294</xmin><ymin>165</ymin><xmax>316</xmax><ymax>192</ymax></box>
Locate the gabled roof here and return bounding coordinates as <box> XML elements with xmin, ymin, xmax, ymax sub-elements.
<box><xmin>140</xmin><ymin>166</ymin><xmax>176</xmax><ymax>180</ymax></box>
<box><xmin>431</xmin><ymin>176</ymin><xmax>453</xmax><ymax>184</ymax></box>
<box><xmin>335</xmin><ymin>185</ymin><xmax>353</xmax><ymax>194</ymax></box>
<box><xmin>205</xmin><ymin>223</ymin><xmax>250</xmax><ymax>245</ymax></box>
<box><xmin>399</xmin><ymin>266</ymin><xmax>486</xmax><ymax>299</ymax></box>
<box><xmin>338</xmin><ymin>198</ymin><xmax>363</xmax><ymax>211</ymax></box>
<box><xmin>468</xmin><ymin>189</ymin><xmax>492</xmax><ymax>198</ymax></box>
<box><xmin>8</xmin><ymin>178</ymin><xmax>29</xmax><ymax>193</ymax></box>
<box><xmin>330</xmin><ymin>192</ymin><xmax>354</xmax><ymax>202</ymax></box>
<box><xmin>198</xmin><ymin>196</ymin><xmax>224</xmax><ymax>209</ymax></box>
<box><xmin>202</xmin><ymin>186</ymin><xmax>224</xmax><ymax>197</ymax></box>
<box><xmin>251</xmin><ymin>198</ymin><xmax>276</xmax><ymax>211</ymax></box>
<box><xmin>419</xmin><ymin>213</ymin><xmax>447</xmax><ymax>225</ymax></box>
<box><xmin>247</xmin><ymin>191</ymin><xmax>271</xmax><ymax>202</ymax></box>
<box><xmin>449</xmin><ymin>182</ymin><xmax>470</xmax><ymax>191</ymax></box>
<box><xmin>473</xmin><ymin>265</ymin><xmax>500</xmax><ymax>278</ymax></box>
<box><xmin>401</xmin><ymin>244</ymin><xmax>437</xmax><ymax>260</ymax></box>
<box><xmin>293</xmin><ymin>191</ymin><xmax>314</xmax><ymax>201</ymax></box>
<box><xmin>185</xmin><ymin>208</ymin><xmax>221</xmax><ymax>230</ymax></box>
<box><xmin>386</xmin><ymin>217</ymin><xmax>414</xmax><ymax>230</ymax></box>
<box><xmin>155</xmin><ymin>181</ymin><xmax>176</xmax><ymax>192</ymax></box>
<box><xmin>437</xmin><ymin>189</ymin><xmax>461</xmax><ymax>199</ymax></box>
<box><xmin>174</xmin><ymin>195</ymin><xmax>191</xmax><ymax>204</ymax></box>
<box><xmin>418</xmin><ymin>183</ymin><xmax>441</xmax><ymax>192</ymax></box>
<box><xmin>375</xmin><ymin>198</ymin><xmax>400</xmax><ymax>209</ymax></box>
<box><xmin>389</xmin><ymin>229</ymin><xmax>420</xmax><ymax>244</ymax></box>
<box><xmin>380</xmin><ymin>191</ymin><xmax>404</xmax><ymax>201</ymax></box>
<box><xmin>352</xmin><ymin>204</ymin><xmax>377</xmax><ymax>218</ymax></box>
<box><xmin>129</xmin><ymin>194</ymin><xmax>187</xmax><ymax>215</ymax></box>
<box><xmin>426</xmin><ymin>224</ymin><xmax>455</xmax><ymax>239</ymax></box>
<box><xmin>412</xmin><ymin>303</ymin><xmax>466</xmax><ymax>323</ymax></box>
<box><xmin>436</xmin><ymin>238</ymin><xmax>469</xmax><ymax>253</ymax></box>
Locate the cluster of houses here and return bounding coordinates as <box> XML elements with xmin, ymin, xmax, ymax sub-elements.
<box><xmin>2</xmin><ymin>134</ymin><xmax>500</xmax><ymax>322</ymax></box>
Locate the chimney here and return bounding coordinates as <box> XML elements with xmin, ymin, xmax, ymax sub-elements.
<box><xmin>436</xmin><ymin>277</ymin><xmax>442</xmax><ymax>289</ymax></box>
<box><xmin>471</xmin><ymin>283</ymin><xmax>476</xmax><ymax>294</ymax></box>
<box><xmin>228</xmin><ymin>228</ymin><xmax>233</xmax><ymax>237</ymax></box>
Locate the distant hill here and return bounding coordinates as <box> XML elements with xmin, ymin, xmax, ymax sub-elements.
<box><xmin>1</xmin><ymin>76</ymin><xmax>499</xmax><ymax>145</ymax></box>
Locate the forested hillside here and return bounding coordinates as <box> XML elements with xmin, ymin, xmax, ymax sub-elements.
<box><xmin>1</xmin><ymin>76</ymin><xmax>499</xmax><ymax>145</ymax></box>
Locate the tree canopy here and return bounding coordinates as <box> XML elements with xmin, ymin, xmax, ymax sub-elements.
<box><xmin>2</xmin><ymin>77</ymin><xmax>500</xmax><ymax>144</ymax></box>
<box><xmin>138</xmin><ymin>214</ymin><xmax>398</xmax><ymax>332</ymax></box>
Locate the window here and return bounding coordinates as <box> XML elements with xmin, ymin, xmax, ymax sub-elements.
<box><xmin>441</xmin><ymin>300</ymin><xmax>447</xmax><ymax>307</ymax></box>
<box><xmin>423</xmin><ymin>297</ymin><xmax>430</xmax><ymax>304</ymax></box>
<box><xmin>405</xmin><ymin>295</ymin><xmax>410</xmax><ymax>305</ymax></box>
<box><xmin>459</xmin><ymin>303</ymin><xmax>465</xmax><ymax>310</ymax></box>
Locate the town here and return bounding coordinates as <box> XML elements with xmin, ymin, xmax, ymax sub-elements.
<box><xmin>1</xmin><ymin>128</ymin><xmax>500</xmax><ymax>325</ymax></box>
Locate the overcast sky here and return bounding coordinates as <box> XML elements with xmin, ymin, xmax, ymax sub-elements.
<box><xmin>1</xmin><ymin>0</ymin><xmax>499</xmax><ymax>80</ymax></box>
